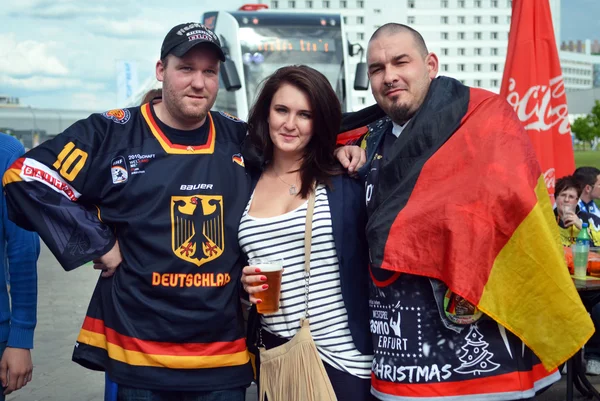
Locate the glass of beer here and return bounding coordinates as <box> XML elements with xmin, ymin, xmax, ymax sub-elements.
<box><xmin>249</xmin><ymin>258</ymin><xmax>283</xmax><ymax>314</ymax></box>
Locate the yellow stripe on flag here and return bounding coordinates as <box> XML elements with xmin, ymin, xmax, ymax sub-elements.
<box><xmin>77</xmin><ymin>329</ymin><xmax>250</xmax><ymax>369</ymax></box>
<box><xmin>479</xmin><ymin>175</ymin><xmax>593</xmax><ymax>371</ymax></box>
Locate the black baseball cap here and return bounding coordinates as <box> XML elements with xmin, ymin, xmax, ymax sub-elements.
<box><xmin>160</xmin><ymin>22</ymin><xmax>225</xmax><ymax>62</ymax></box>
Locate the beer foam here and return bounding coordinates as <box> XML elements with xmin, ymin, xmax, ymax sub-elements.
<box><xmin>252</xmin><ymin>263</ymin><xmax>282</xmax><ymax>272</ymax></box>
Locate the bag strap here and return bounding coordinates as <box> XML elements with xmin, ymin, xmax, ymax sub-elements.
<box><xmin>303</xmin><ymin>185</ymin><xmax>316</xmax><ymax>319</ymax></box>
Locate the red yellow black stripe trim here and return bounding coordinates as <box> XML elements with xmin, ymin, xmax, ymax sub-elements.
<box><xmin>2</xmin><ymin>158</ymin><xmax>24</xmax><ymax>186</ymax></box>
<box><xmin>141</xmin><ymin>103</ymin><xmax>216</xmax><ymax>155</ymax></box>
<box><xmin>77</xmin><ymin>317</ymin><xmax>249</xmax><ymax>369</ymax></box>
<box><xmin>372</xmin><ymin>363</ymin><xmax>557</xmax><ymax>398</ymax></box>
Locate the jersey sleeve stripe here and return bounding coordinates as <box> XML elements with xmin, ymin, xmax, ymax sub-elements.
<box><xmin>4</xmin><ymin>157</ymin><xmax>81</xmax><ymax>201</ymax></box>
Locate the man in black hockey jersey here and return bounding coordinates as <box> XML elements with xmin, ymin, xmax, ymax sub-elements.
<box><xmin>2</xmin><ymin>23</ymin><xmax>252</xmax><ymax>400</ymax></box>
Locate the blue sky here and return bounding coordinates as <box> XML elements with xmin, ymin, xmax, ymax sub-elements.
<box><xmin>1</xmin><ymin>0</ymin><xmax>598</xmax><ymax>111</ymax></box>
<box><xmin>561</xmin><ymin>0</ymin><xmax>600</xmax><ymax>41</ymax></box>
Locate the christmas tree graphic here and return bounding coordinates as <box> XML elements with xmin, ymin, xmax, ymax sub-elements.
<box><xmin>454</xmin><ymin>324</ymin><xmax>500</xmax><ymax>375</ymax></box>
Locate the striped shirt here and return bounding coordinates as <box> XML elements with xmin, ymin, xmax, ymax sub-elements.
<box><xmin>239</xmin><ymin>184</ymin><xmax>373</xmax><ymax>379</ymax></box>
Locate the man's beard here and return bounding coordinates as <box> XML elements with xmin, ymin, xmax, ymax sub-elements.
<box><xmin>388</xmin><ymin>102</ymin><xmax>413</xmax><ymax>126</ymax></box>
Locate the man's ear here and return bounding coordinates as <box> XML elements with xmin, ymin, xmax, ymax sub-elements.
<box><xmin>425</xmin><ymin>52</ymin><xmax>439</xmax><ymax>79</ymax></box>
<box><xmin>156</xmin><ymin>59</ymin><xmax>166</xmax><ymax>82</ymax></box>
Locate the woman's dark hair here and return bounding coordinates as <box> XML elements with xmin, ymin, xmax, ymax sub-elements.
<box><xmin>244</xmin><ymin>65</ymin><xmax>342</xmax><ymax>198</ymax></box>
<box><xmin>556</xmin><ymin>175</ymin><xmax>583</xmax><ymax>198</ymax></box>
<box><xmin>141</xmin><ymin>88</ymin><xmax>162</xmax><ymax>105</ymax></box>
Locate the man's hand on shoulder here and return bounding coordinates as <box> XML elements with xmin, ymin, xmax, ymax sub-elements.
<box><xmin>0</xmin><ymin>347</ymin><xmax>32</xmax><ymax>395</ymax></box>
<box><xmin>93</xmin><ymin>240</ymin><xmax>122</xmax><ymax>278</ymax></box>
<box><xmin>334</xmin><ymin>145</ymin><xmax>366</xmax><ymax>174</ymax></box>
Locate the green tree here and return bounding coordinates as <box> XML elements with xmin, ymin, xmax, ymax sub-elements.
<box><xmin>571</xmin><ymin>115</ymin><xmax>596</xmax><ymax>150</ymax></box>
<box><xmin>590</xmin><ymin>100</ymin><xmax>600</xmax><ymax>144</ymax></box>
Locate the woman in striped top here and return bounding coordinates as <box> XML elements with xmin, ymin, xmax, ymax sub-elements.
<box><xmin>239</xmin><ymin>66</ymin><xmax>375</xmax><ymax>400</ymax></box>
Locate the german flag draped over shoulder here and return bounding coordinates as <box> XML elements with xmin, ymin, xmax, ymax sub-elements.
<box><xmin>354</xmin><ymin>77</ymin><xmax>593</xmax><ymax>371</ymax></box>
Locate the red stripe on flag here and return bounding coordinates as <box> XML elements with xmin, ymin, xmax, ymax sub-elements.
<box><xmin>337</xmin><ymin>126</ymin><xmax>368</xmax><ymax>145</ymax></box>
<box><xmin>380</xmin><ymin>90</ymin><xmax>541</xmax><ymax>304</ymax></box>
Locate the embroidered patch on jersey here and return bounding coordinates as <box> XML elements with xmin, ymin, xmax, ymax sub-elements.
<box><xmin>232</xmin><ymin>153</ymin><xmax>245</xmax><ymax>167</ymax></box>
<box><xmin>110</xmin><ymin>156</ymin><xmax>128</xmax><ymax>184</ymax></box>
<box><xmin>102</xmin><ymin>109</ymin><xmax>131</xmax><ymax>124</ymax></box>
<box><xmin>219</xmin><ymin>111</ymin><xmax>243</xmax><ymax>123</ymax></box>
<box><xmin>171</xmin><ymin>195</ymin><xmax>224</xmax><ymax>267</ymax></box>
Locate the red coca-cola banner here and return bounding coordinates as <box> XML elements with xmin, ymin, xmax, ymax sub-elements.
<box><xmin>500</xmin><ymin>0</ymin><xmax>575</xmax><ymax>200</ymax></box>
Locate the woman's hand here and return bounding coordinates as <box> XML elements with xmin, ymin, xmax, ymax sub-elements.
<box><xmin>241</xmin><ymin>265</ymin><xmax>269</xmax><ymax>305</ymax></box>
<box><xmin>563</xmin><ymin>212</ymin><xmax>583</xmax><ymax>230</ymax></box>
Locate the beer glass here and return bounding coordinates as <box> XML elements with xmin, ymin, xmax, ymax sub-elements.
<box><xmin>249</xmin><ymin>258</ymin><xmax>283</xmax><ymax>314</ymax></box>
<box><xmin>561</xmin><ymin>204</ymin><xmax>576</xmax><ymax>218</ymax></box>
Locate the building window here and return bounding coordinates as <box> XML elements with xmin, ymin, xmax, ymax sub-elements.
<box><xmin>441</xmin><ymin>16</ymin><xmax>448</xmax><ymax>24</ymax></box>
<box><xmin>492</xmin><ymin>0</ymin><xmax>498</xmax><ymax>6</ymax></box>
<box><xmin>340</xmin><ymin>0</ymin><xmax>347</xmax><ymax>7</ymax></box>
<box><xmin>458</xmin><ymin>32</ymin><xmax>465</xmax><ymax>39</ymax></box>
<box><xmin>458</xmin><ymin>0</ymin><xmax>465</xmax><ymax>7</ymax></box>
<box><xmin>475</xmin><ymin>79</ymin><xmax>482</xmax><ymax>87</ymax></box>
<box><xmin>474</xmin><ymin>32</ymin><xmax>482</xmax><ymax>39</ymax></box>
<box><xmin>374</xmin><ymin>8</ymin><xmax>381</xmax><ymax>13</ymax></box>
<box><xmin>306</xmin><ymin>0</ymin><xmax>312</xmax><ymax>5</ymax></box>
<box><xmin>474</xmin><ymin>47</ymin><xmax>482</xmax><ymax>55</ymax></box>
<box><xmin>491</xmin><ymin>63</ymin><xmax>498</xmax><ymax>71</ymax></box>
<box><xmin>357</xmin><ymin>16</ymin><xmax>364</xmax><ymax>24</ymax></box>
<box><xmin>441</xmin><ymin>48</ymin><xmax>449</xmax><ymax>55</ymax></box>
<box><xmin>441</xmin><ymin>0</ymin><xmax>448</xmax><ymax>7</ymax></box>
<box><xmin>492</xmin><ymin>79</ymin><xmax>499</xmax><ymax>87</ymax></box>
<box><xmin>475</xmin><ymin>0</ymin><xmax>481</xmax><ymax>6</ymax></box>
<box><xmin>272</xmin><ymin>0</ymin><xmax>279</xmax><ymax>8</ymax></box>
<box><xmin>508</xmin><ymin>0</ymin><xmax>512</xmax><ymax>7</ymax></box>
<box><xmin>492</xmin><ymin>16</ymin><xmax>498</xmax><ymax>24</ymax></box>
<box><xmin>359</xmin><ymin>97</ymin><xmax>366</xmax><ymax>105</ymax></box>
<box><xmin>408</xmin><ymin>0</ymin><xmax>415</xmax><ymax>7</ymax></box>
<box><xmin>289</xmin><ymin>0</ymin><xmax>296</xmax><ymax>7</ymax></box>
<box><xmin>491</xmin><ymin>48</ymin><xmax>498</xmax><ymax>55</ymax></box>
<box><xmin>458</xmin><ymin>48</ymin><xmax>465</xmax><ymax>55</ymax></box>
<box><xmin>343</xmin><ymin>16</ymin><xmax>348</xmax><ymax>24</ymax></box>
<box><xmin>442</xmin><ymin>64</ymin><xmax>449</xmax><ymax>71</ymax></box>
<box><xmin>357</xmin><ymin>32</ymin><xmax>364</xmax><ymax>40</ymax></box>
<box><xmin>491</xmin><ymin>32</ymin><xmax>498</xmax><ymax>39</ymax></box>
<box><xmin>507</xmin><ymin>15</ymin><xmax>511</xmax><ymax>24</ymax></box>
<box><xmin>475</xmin><ymin>16</ymin><xmax>481</xmax><ymax>24</ymax></box>
<box><xmin>458</xmin><ymin>16</ymin><xmax>465</xmax><ymax>24</ymax></box>
<box><xmin>458</xmin><ymin>64</ymin><xmax>465</xmax><ymax>72</ymax></box>
<box><xmin>474</xmin><ymin>64</ymin><xmax>481</xmax><ymax>71</ymax></box>
<box><xmin>323</xmin><ymin>0</ymin><xmax>329</xmax><ymax>7</ymax></box>
<box><xmin>357</xmin><ymin>0</ymin><xmax>364</xmax><ymax>7</ymax></box>
<box><xmin>408</xmin><ymin>16</ymin><xmax>415</xmax><ymax>24</ymax></box>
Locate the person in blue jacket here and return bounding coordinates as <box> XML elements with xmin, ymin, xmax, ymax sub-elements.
<box><xmin>239</xmin><ymin>65</ymin><xmax>374</xmax><ymax>401</ymax></box>
<box><xmin>0</xmin><ymin>132</ymin><xmax>39</xmax><ymax>399</ymax></box>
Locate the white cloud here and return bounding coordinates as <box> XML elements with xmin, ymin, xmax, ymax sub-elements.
<box><xmin>88</xmin><ymin>17</ymin><xmax>165</xmax><ymax>39</ymax></box>
<box><xmin>0</xmin><ymin>75</ymin><xmax>103</xmax><ymax>91</ymax></box>
<box><xmin>0</xmin><ymin>34</ymin><xmax>69</xmax><ymax>77</ymax></box>
<box><xmin>7</xmin><ymin>0</ymin><xmax>132</xmax><ymax>20</ymax></box>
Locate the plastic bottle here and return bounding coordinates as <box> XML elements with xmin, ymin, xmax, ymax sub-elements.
<box><xmin>573</xmin><ymin>223</ymin><xmax>590</xmax><ymax>277</ymax></box>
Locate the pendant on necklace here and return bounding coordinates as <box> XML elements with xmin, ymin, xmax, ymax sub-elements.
<box><xmin>289</xmin><ymin>185</ymin><xmax>298</xmax><ymax>196</ymax></box>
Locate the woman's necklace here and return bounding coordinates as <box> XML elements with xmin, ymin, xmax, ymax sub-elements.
<box><xmin>273</xmin><ymin>169</ymin><xmax>298</xmax><ymax>196</ymax></box>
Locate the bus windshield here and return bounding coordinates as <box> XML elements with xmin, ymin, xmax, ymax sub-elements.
<box><xmin>239</xmin><ymin>25</ymin><xmax>345</xmax><ymax>106</ymax></box>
